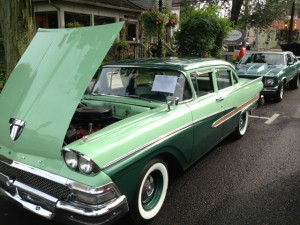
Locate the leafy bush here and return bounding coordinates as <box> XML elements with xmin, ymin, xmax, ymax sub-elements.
<box><xmin>177</xmin><ymin>6</ymin><xmax>231</xmax><ymax>58</ymax></box>
<box><xmin>66</xmin><ymin>21</ymin><xmax>82</xmax><ymax>28</ymax></box>
<box><xmin>0</xmin><ymin>63</ymin><xmax>4</xmax><ymax>83</ymax></box>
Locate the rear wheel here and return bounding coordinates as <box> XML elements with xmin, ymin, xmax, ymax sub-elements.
<box><xmin>290</xmin><ymin>73</ymin><xmax>299</xmax><ymax>89</ymax></box>
<box><xmin>130</xmin><ymin>158</ymin><xmax>168</xmax><ymax>224</ymax></box>
<box><xmin>234</xmin><ymin>111</ymin><xmax>249</xmax><ymax>139</ymax></box>
<box><xmin>274</xmin><ymin>81</ymin><xmax>284</xmax><ymax>102</ymax></box>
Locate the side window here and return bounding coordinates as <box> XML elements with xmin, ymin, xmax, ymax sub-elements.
<box><xmin>232</xmin><ymin>71</ymin><xmax>238</xmax><ymax>85</ymax></box>
<box><xmin>190</xmin><ymin>71</ymin><xmax>213</xmax><ymax>97</ymax></box>
<box><xmin>286</xmin><ymin>54</ymin><xmax>293</xmax><ymax>64</ymax></box>
<box><xmin>216</xmin><ymin>70</ymin><xmax>232</xmax><ymax>90</ymax></box>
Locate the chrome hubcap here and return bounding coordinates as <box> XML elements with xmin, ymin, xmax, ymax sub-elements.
<box><xmin>239</xmin><ymin>116</ymin><xmax>244</xmax><ymax>129</ymax></box>
<box><xmin>142</xmin><ymin>175</ymin><xmax>155</xmax><ymax>204</ymax></box>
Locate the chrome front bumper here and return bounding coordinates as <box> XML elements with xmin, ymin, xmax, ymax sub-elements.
<box><xmin>261</xmin><ymin>86</ymin><xmax>279</xmax><ymax>94</ymax></box>
<box><xmin>0</xmin><ymin>159</ymin><xmax>129</xmax><ymax>225</ymax></box>
<box><xmin>0</xmin><ymin>186</ymin><xmax>128</xmax><ymax>225</ymax></box>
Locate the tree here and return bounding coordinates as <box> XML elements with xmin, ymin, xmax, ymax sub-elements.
<box><xmin>180</xmin><ymin>0</ymin><xmax>295</xmax><ymax>29</ymax></box>
<box><xmin>236</xmin><ymin>0</ymin><xmax>294</xmax><ymax>28</ymax></box>
<box><xmin>0</xmin><ymin>0</ymin><xmax>33</xmax><ymax>87</ymax></box>
<box><xmin>177</xmin><ymin>6</ymin><xmax>231</xmax><ymax>57</ymax></box>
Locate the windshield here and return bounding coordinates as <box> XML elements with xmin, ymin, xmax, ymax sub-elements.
<box><xmin>240</xmin><ymin>53</ymin><xmax>284</xmax><ymax>66</ymax></box>
<box><xmin>91</xmin><ymin>67</ymin><xmax>192</xmax><ymax>102</ymax></box>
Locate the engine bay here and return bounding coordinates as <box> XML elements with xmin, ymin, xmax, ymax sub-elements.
<box><xmin>64</xmin><ymin>105</ymin><xmax>118</xmax><ymax>145</ymax></box>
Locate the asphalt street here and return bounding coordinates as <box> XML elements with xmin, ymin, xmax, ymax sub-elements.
<box><xmin>1</xmin><ymin>87</ymin><xmax>300</xmax><ymax>225</ymax></box>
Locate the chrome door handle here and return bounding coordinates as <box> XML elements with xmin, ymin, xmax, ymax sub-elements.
<box><xmin>216</xmin><ymin>97</ymin><xmax>224</xmax><ymax>101</ymax></box>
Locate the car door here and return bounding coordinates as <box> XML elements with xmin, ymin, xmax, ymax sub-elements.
<box><xmin>186</xmin><ymin>68</ymin><xmax>224</xmax><ymax>161</ymax></box>
<box><xmin>213</xmin><ymin>67</ymin><xmax>242</xmax><ymax>139</ymax></box>
<box><xmin>285</xmin><ymin>53</ymin><xmax>298</xmax><ymax>82</ymax></box>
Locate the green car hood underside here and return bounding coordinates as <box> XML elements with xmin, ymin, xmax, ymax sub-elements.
<box><xmin>0</xmin><ymin>23</ymin><xmax>123</xmax><ymax>171</ymax></box>
<box><xmin>237</xmin><ymin>63</ymin><xmax>282</xmax><ymax>77</ymax></box>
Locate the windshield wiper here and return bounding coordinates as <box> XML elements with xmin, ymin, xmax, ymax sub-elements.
<box><xmin>121</xmin><ymin>94</ymin><xmax>152</xmax><ymax>101</ymax></box>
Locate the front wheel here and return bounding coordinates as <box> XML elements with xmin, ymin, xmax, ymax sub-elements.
<box><xmin>274</xmin><ymin>81</ymin><xmax>284</xmax><ymax>102</ymax></box>
<box><xmin>130</xmin><ymin>158</ymin><xmax>169</xmax><ymax>224</ymax></box>
<box><xmin>234</xmin><ymin>111</ymin><xmax>249</xmax><ymax>139</ymax></box>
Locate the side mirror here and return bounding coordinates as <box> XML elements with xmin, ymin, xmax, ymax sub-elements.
<box><xmin>166</xmin><ymin>96</ymin><xmax>179</xmax><ymax>111</ymax></box>
<box><xmin>287</xmin><ymin>61</ymin><xmax>294</xmax><ymax>66</ymax></box>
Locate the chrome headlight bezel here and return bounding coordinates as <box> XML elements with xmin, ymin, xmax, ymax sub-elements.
<box><xmin>264</xmin><ymin>78</ymin><xmax>276</xmax><ymax>87</ymax></box>
<box><xmin>62</xmin><ymin>149</ymin><xmax>100</xmax><ymax>175</ymax></box>
<box><xmin>64</xmin><ymin>151</ymin><xmax>78</xmax><ymax>170</ymax></box>
<box><xmin>78</xmin><ymin>156</ymin><xmax>93</xmax><ymax>174</ymax></box>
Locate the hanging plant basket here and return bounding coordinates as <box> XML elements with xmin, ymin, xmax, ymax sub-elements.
<box><xmin>166</xmin><ymin>13</ymin><xmax>178</xmax><ymax>28</ymax></box>
<box><xmin>141</xmin><ymin>10</ymin><xmax>169</xmax><ymax>39</ymax></box>
<box><xmin>141</xmin><ymin>9</ymin><xmax>178</xmax><ymax>56</ymax></box>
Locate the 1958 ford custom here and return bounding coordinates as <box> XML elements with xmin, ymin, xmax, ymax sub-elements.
<box><xmin>0</xmin><ymin>23</ymin><xmax>263</xmax><ymax>225</ymax></box>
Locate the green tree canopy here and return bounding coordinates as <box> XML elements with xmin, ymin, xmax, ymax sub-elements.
<box><xmin>177</xmin><ymin>6</ymin><xmax>231</xmax><ymax>57</ymax></box>
<box><xmin>180</xmin><ymin>0</ymin><xmax>297</xmax><ymax>29</ymax></box>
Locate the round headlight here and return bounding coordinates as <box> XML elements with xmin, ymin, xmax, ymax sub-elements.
<box><xmin>265</xmin><ymin>78</ymin><xmax>275</xmax><ymax>86</ymax></box>
<box><xmin>64</xmin><ymin>151</ymin><xmax>78</xmax><ymax>169</ymax></box>
<box><xmin>78</xmin><ymin>156</ymin><xmax>93</xmax><ymax>174</ymax></box>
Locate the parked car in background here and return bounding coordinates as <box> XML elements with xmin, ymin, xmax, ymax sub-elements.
<box><xmin>236</xmin><ymin>51</ymin><xmax>300</xmax><ymax>102</ymax></box>
<box><xmin>0</xmin><ymin>23</ymin><xmax>263</xmax><ymax>225</ymax></box>
<box><xmin>235</xmin><ymin>41</ymin><xmax>251</xmax><ymax>50</ymax></box>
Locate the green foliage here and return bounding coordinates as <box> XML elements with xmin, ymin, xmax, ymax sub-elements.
<box><xmin>0</xmin><ymin>63</ymin><xmax>4</xmax><ymax>91</ymax></box>
<box><xmin>177</xmin><ymin>6</ymin><xmax>231</xmax><ymax>57</ymax></box>
<box><xmin>238</xmin><ymin>0</ymin><xmax>291</xmax><ymax>28</ymax></box>
<box><xmin>113</xmin><ymin>40</ymin><xmax>129</xmax><ymax>51</ymax></box>
<box><xmin>66</xmin><ymin>21</ymin><xmax>82</xmax><ymax>28</ymax></box>
<box><xmin>141</xmin><ymin>9</ymin><xmax>178</xmax><ymax>56</ymax></box>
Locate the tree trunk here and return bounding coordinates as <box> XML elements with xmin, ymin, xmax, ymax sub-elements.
<box><xmin>0</xmin><ymin>0</ymin><xmax>33</xmax><ymax>85</ymax></box>
<box><xmin>230</xmin><ymin>0</ymin><xmax>244</xmax><ymax>25</ymax></box>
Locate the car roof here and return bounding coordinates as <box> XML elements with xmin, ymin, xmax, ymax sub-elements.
<box><xmin>248</xmin><ymin>51</ymin><xmax>291</xmax><ymax>55</ymax></box>
<box><xmin>104</xmin><ymin>57</ymin><xmax>234</xmax><ymax>71</ymax></box>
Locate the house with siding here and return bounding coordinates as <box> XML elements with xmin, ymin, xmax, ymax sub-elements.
<box><xmin>33</xmin><ymin>0</ymin><xmax>145</xmax><ymax>42</ymax></box>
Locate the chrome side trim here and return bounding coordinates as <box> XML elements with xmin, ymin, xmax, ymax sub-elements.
<box><xmin>212</xmin><ymin>94</ymin><xmax>260</xmax><ymax>128</ymax></box>
<box><xmin>103</xmin><ymin>124</ymin><xmax>192</xmax><ymax>168</ymax></box>
<box><xmin>103</xmin><ymin>109</ymin><xmax>226</xmax><ymax>168</ymax></box>
<box><xmin>103</xmin><ymin>94</ymin><xmax>260</xmax><ymax>168</ymax></box>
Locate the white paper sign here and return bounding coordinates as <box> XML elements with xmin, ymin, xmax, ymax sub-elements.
<box><xmin>151</xmin><ymin>75</ymin><xmax>178</xmax><ymax>94</ymax></box>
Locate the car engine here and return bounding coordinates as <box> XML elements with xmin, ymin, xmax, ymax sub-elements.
<box><xmin>64</xmin><ymin>105</ymin><xmax>116</xmax><ymax>145</ymax></box>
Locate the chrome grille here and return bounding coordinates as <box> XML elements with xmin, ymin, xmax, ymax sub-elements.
<box><xmin>0</xmin><ymin>160</ymin><xmax>71</xmax><ymax>200</ymax></box>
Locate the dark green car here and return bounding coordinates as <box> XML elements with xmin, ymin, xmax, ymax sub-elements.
<box><xmin>237</xmin><ymin>51</ymin><xmax>300</xmax><ymax>102</ymax></box>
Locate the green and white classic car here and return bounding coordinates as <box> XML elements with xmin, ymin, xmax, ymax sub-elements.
<box><xmin>0</xmin><ymin>23</ymin><xmax>263</xmax><ymax>225</ymax></box>
<box><xmin>237</xmin><ymin>51</ymin><xmax>300</xmax><ymax>102</ymax></box>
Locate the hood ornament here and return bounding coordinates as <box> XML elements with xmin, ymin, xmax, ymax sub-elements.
<box><xmin>9</xmin><ymin>118</ymin><xmax>26</xmax><ymax>141</ymax></box>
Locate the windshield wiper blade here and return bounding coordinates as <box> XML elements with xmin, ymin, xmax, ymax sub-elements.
<box><xmin>121</xmin><ymin>94</ymin><xmax>151</xmax><ymax>101</ymax></box>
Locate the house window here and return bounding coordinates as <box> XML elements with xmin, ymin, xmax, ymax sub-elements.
<box><xmin>65</xmin><ymin>12</ymin><xmax>90</xmax><ymax>27</ymax></box>
<box><xmin>35</xmin><ymin>12</ymin><xmax>58</xmax><ymax>29</ymax></box>
<box><xmin>94</xmin><ymin>16</ymin><xmax>115</xmax><ymax>25</ymax></box>
<box><xmin>127</xmin><ymin>23</ymin><xmax>137</xmax><ymax>41</ymax></box>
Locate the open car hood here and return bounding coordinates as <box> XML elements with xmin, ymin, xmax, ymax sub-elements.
<box><xmin>0</xmin><ymin>22</ymin><xmax>123</xmax><ymax>161</ymax></box>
